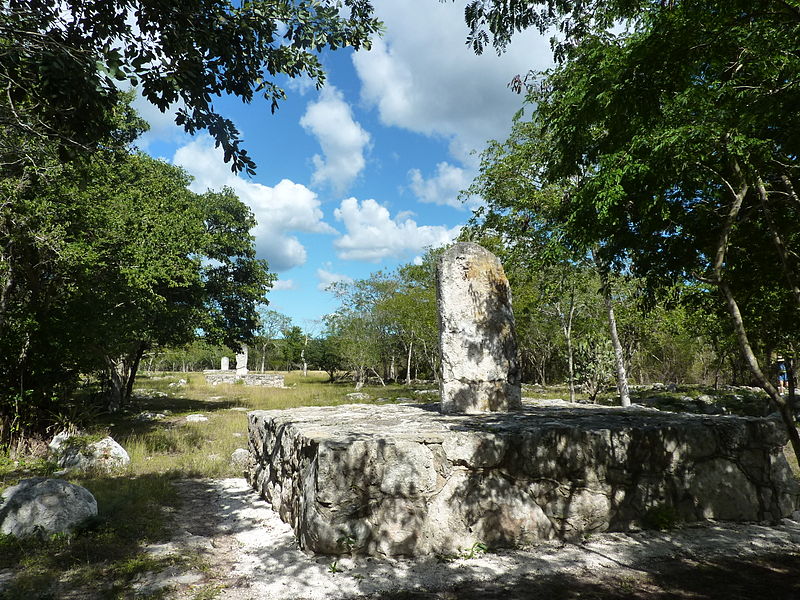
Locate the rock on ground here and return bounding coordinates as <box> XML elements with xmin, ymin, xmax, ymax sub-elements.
<box><xmin>0</xmin><ymin>477</ymin><xmax>97</xmax><ymax>538</ymax></box>
<box><xmin>49</xmin><ymin>434</ymin><xmax>130</xmax><ymax>472</ymax></box>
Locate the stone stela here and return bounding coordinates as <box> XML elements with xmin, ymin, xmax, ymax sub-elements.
<box><xmin>204</xmin><ymin>346</ymin><xmax>284</xmax><ymax>388</ymax></box>
<box><xmin>436</xmin><ymin>242</ymin><xmax>521</xmax><ymax>414</ymax></box>
<box><xmin>236</xmin><ymin>346</ymin><xmax>248</xmax><ymax>376</ymax></box>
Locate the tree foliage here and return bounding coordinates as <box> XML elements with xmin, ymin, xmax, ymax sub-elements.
<box><xmin>1</xmin><ymin>0</ymin><xmax>381</xmax><ymax>173</ymax></box>
<box><xmin>0</xmin><ymin>129</ymin><xmax>273</xmax><ymax>442</ymax></box>
<box><xmin>460</xmin><ymin>0</ymin><xmax>800</xmax><ymax>457</ymax></box>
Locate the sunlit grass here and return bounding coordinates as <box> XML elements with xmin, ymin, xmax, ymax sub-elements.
<box><xmin>106</xmin><ymin>370</ymin><xmax>432</xmax><ymax>480</ymax></box>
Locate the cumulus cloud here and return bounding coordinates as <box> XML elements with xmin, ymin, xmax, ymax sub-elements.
<box><xmin>172</xmin><ymin>137</ymin><xmax>336</xmax><ymax>272</ymax></box>
<box><xmin>352</xmin><ymin>1</ymin><xmax>552</xmax><ymax>165</ymax></box>
<box><xmin>317</xmin><ymin>268</ymin><xmax>354</xmax><ymax>292</ymax></box>
<box><xmin>300</xmin><ymin>85</ymin><xmax>371</xmax><ymax>193</ymax></box>
<box><xmin>272</xmin><ymin>279</ymin><xmax>298</xmax><ymax>291</ymax></box>
<box><xmin>333</xmin><ymin>197</ymin><xmax>461</xmax><ymax>262</ymax></box>
<box><xmin>408</xmin><ymin>161</ymin><xmax>477</xmax><ymax>209</ymax></box>
<box><xmin>130</xmin><ymin>91</ymin><xmax>189</xmax><ymax>152</ymax></box>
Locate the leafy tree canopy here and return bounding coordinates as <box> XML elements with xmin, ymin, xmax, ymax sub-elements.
<box><xmin>1</xmin><ymin>0</ymin><xmax>382</xmax><ymax>172</ymax></box>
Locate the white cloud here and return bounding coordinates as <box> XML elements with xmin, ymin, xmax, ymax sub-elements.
<box><xmin>172</xmin><ymin>137</ymin><xmax>336</xmax><ymax>272</ymax></box>
<box><xmin>352</xmin><ymin>1</ymin><xmax>552</xmax><ymax>165</ymax></box>
<box><xmin>317</xmin><ymin>268</ymin><xmax>354</xmax><ymax>291</ymax></box>
<box><xmin>300</xmin><ymin>86</ymin><xmax>371</xmax><ymax>193</ymax></box>
<box><xmin>333</xmin><ymin>197</ymin><xmax>461</xmax><ymax>262</ymax></box>
<box><xmin>408</xmin><ymin>161</ymin><xmax>477</xmax><ymax>209</ymax></box>
<box><xmin>272</xmin><ymin>279</ymin><xmax>298</xmax><ymax>291</ymax></box>
<box><xmin>131</xmin><ymin>91</ymin><xmax>190</xmax><ymax>152</ymax></box>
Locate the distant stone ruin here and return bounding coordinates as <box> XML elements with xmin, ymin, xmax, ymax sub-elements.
<box><xmin>204</xmin><ymin>346</ymin><xmax>284</xmax><ymax>387</ymax></box>
<box><xmin>437</xmin><ymin>242</ymin><xmax>521</xmax><ymax>413</ymax></box>
<box><xmin>236</xmin><ymin>346</ymin><xmax>249</xmax><ymax>376</ymax></box>
<box><xmin>204</xmin><ymin>372</ymin><xmax>285</xmax><ymax>387</ymax></box>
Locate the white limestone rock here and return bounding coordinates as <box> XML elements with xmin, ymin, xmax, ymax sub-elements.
<box><xmin>230</xmin><ymin>448</ymin><xmax>250</xmax><ymax>470</ymax></box>
<box><xmin>185</xmin><ymin>414</ymin><xmax>209</xmax><ymax>423</ymax></box>
<box><xmin>49</xmin><ymin>433</ymin><xmax>130</xmax><ymax>472</ymax></box>
<box><xmin>436</xmin><ymin>242</ymin><xmax>521</xmax><ymax>414</ymax></box>
<box><xmin>0</xmin><ymin>478</ymin><xmax>97</xmax><ymax>538</ymax></box>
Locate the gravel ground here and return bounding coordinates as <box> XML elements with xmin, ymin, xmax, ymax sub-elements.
<box><xmin>146</xmin><ymin>478</ymin><xmax>800</xmax><ymax>600</ymax></box>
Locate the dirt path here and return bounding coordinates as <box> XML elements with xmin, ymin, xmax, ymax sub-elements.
<box><xmin>143</xmin><ymin>478</ymin><xmax>800</xmax><ymax>599</ymax></box>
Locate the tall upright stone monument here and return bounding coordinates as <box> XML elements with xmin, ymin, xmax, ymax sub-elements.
<box><xmin>436</xmin><ymin>242</ymin><xmax>521</xmax><ymax>413</ymax></box>
<box><xmin>236</xmin><ymin>346</ymin><xmax>248</xmax><ymax>376</ymax></box>
<box><xmin>220</xmin><ymin>356</ymin><xmax>230</xmax><ymax>371</ymax></box>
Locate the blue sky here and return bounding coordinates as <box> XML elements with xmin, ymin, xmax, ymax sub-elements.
<box><xmin>134</xmin><ymin>1</ymin><xmax>553</xmax><ymax>330</ymax></box>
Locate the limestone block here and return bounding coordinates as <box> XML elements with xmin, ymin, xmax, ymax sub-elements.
<box><xmin>247</xmin><ymin>403</ymin><xmax>800</xmax><ymax>557</ymax></box>
<box><xmin>50</xmin><ymin>434</ymin><xmax>130</xmax><ymax>472</ymax></box>
<box><xmin>230</xmin><ymin>448</ymin><xmax>250</xmax><ymax>470</ymax></box>
<box><xmin>236</xmin><ymin>345</ymin><xmax>248</xmax><ymax>376</ymax></box>
<box><xmin>436</xmin><ymin>242</ymin><xmax>521</xmax><ymax>413</ymax></box>
<box><xmin>0</xmin><ymin>478</ymin><xmax>97</xmax><ymax>538</ymax></box>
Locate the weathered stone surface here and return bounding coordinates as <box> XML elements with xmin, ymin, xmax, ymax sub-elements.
<box><xmin>236</xmin><ymin>345</ymin><xmax>249</xmax><ymax>376</ymax></box>
<box><xmin>221</xmin><ymin>356</ymin><xmax>230</xmax><ymax>370</ymax></box>
<box><xmin>0</xmin><ymin>478</ymin><xmax>97</xmax><ymax>538</ymax></box>
<box><xmin>231</xmin><ymin>448</ymin><xmax>250</xmax><ymax>470</ymax></box>
<box><xmin>247</xmin><ymin>402</ymin><xmax>799</xmax><ymax>556</ymax></box>
<box><xmin>185</xmin><ymin>414</ymin><xmax>209</xmax><ymax>423</ymax></box>
<box><xmin>203</xmin><ymin>372</ymin><xmax>285</xmax><ymax>387</ymax></box>
<box><xmin>436</xmin><ymin>242</ymin><xmax>521</xmax><ymax>414</ymax></box>
<box><xmin>49</xmin><ymin>434</ymin><xmax>130</xmax><ymax>472</ymax></box>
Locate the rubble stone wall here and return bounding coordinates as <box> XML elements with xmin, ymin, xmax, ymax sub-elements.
<box><xmin>204</xmin><ymin>372</ymin><xmax>284</xmax><ymax>387</ymax></box>
<box><xmin>247</xmin><ymin>403</ymin><xmax>799</xmax><ymax>556</ymax></box>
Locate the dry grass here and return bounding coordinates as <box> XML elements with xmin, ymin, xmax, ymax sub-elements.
<box><xmin>110</xmin><ymin>370</ymin><xmax>428</xmax><ymax>479</ymax></box>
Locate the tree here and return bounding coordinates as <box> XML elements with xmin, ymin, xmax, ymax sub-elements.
<box><xmin>459</xmin><ymin>0</ymin><xmax>800</xmax><ymax>460</ymax></box>
<box><xmin>1</xmin><ymin>0</ymin><xmax>381</xmax><ymax>173</ymax></box>
<box><xmin>0</xmin><ymin>145</ymin><xmax>273</xmax><ymax>441</ymax></box>
<box><xmin>306</xmin><ymin>335</ymin><xmax>344</xmax><ymax>382</ymax></box>
<box><xmin>279</xmin><ymin>325</ymin><xmax>305</xmax><ymax>372</ymax></box>
<box><xmin>253</xmin><ymin>309</ymin><xmax>291</xmax><ymax>372</ymax></box>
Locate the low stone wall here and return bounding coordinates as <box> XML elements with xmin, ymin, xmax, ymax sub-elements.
<box><xmin>247</xmin><ymin>402</ymin><xmax>799</xmax><ymax>557</ymax></box>
<box><xmin>204</xmin><ymin>371</ymin><xmax>238</xmax><ymax>385</ymax></box>
<box><xmin>204</xmin><ymin>371</ymin><xmax>285</xmax><ymax>387</ymax></box>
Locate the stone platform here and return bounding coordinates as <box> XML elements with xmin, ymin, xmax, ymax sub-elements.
<box><xmin>203</xmin><ymin>371</ymin><xmax>284</xmax><ymax>387</ymax></box>
<box><xmin>247</xmin><ymin>402</ymin><xmax>799</xmax><ymax>556</ymax></box>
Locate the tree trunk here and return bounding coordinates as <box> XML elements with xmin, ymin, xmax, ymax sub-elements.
<box><xmin>756</xmin><ymin>177</ymin><xmax>800</xmax><ymax>311</ymax></box>
<box><xmin>123</xmin><ymin>342</ymin><xmax>147</xmax><ymax>404</ymax></box>
<box><xmin>593</xmin><ymin>251</ymin><xmax>630</xmax><ymax>407</ymax></box>
<box><xmin>558</xmin><ymin>293</ymin><xmax>577</xmax><ymax>403</ymax></box>
<box><xmin>369</xmin><ymin>367</ymin><xmax>386</xmax><ymax>387</ymax></box>
<box><xmin>603</xmin><ymin>291</ymin><xmax>631</xmax><ymax>407</ymax></box>
<box><xmin>302</xmin><ymin>334</ymin><xmax>308</xmax><ymax>376</ymax></box>
<box><xmin>106</xmin><ymin>341</ymin><xmax>148</xmax><ymax>411</ymax></box>
<box><xmin>711</xmin><ymin>163</ymin><xmax>800</xmax><ymax>464</ymax></box>
<box><xmin>718</xmin><ymin>279</ymin><xmax>800</xmax><ymax>462</ymax></box>
<box><xmin>406</xmin><ymin>340</ymin><xmax>413</xmax><ymax>386</ymax></box>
